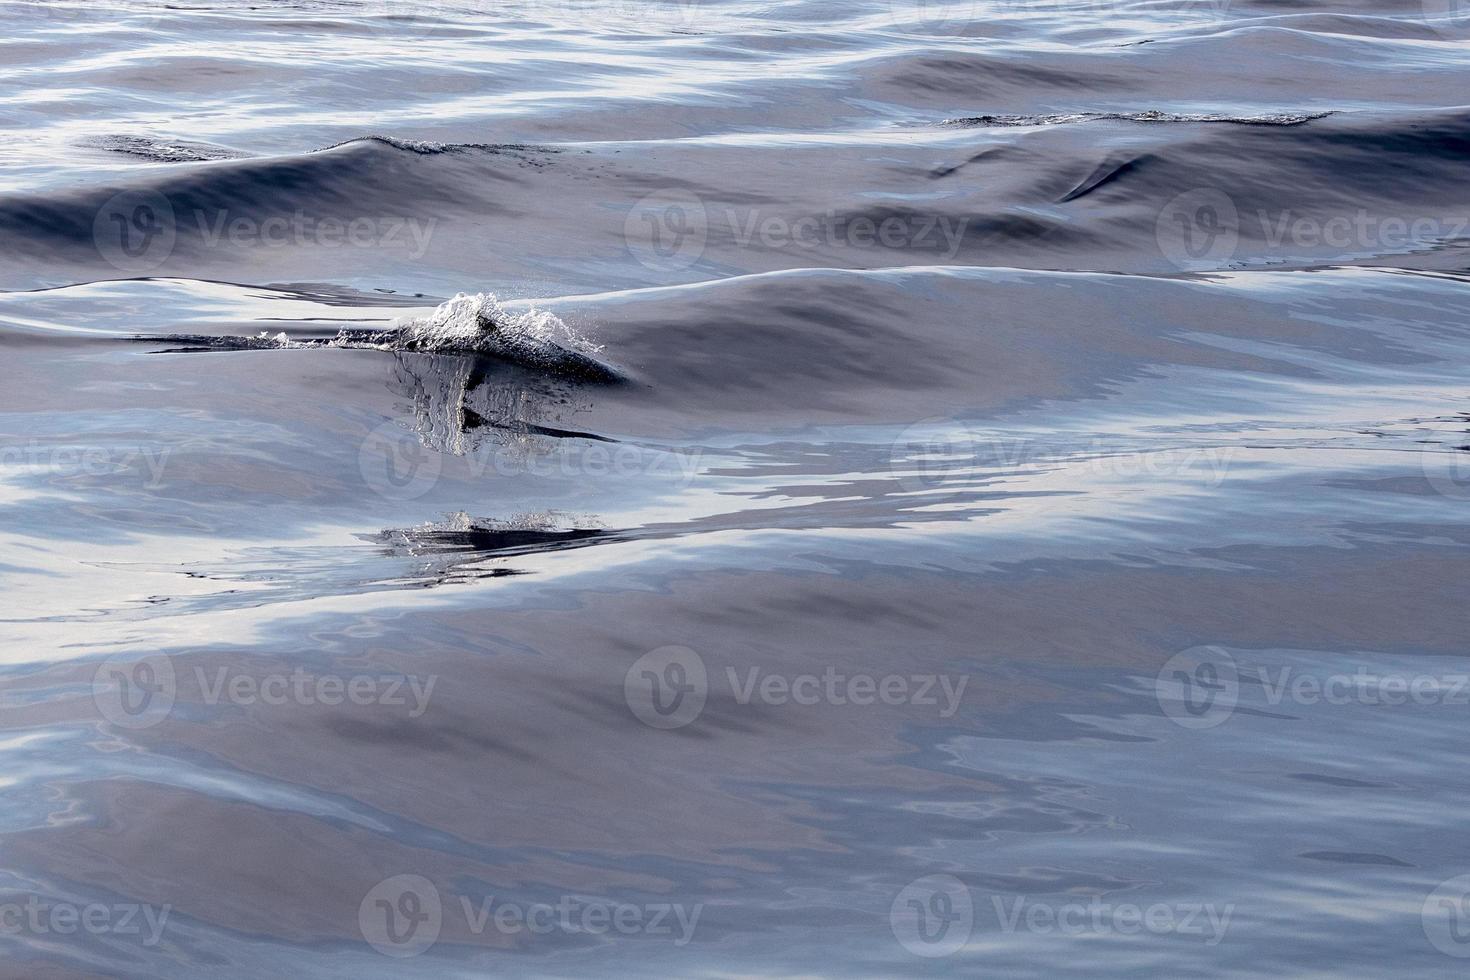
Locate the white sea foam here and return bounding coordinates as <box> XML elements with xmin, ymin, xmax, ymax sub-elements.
<box><xmin>388</xmin><ymin>292</ymin><xmax>600</xmax><ymax>355</ymax></box>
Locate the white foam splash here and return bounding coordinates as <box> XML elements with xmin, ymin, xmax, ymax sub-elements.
<box><xmin>392</xmin><ymin>292</ymin><xmax>600</xmax><ymax>355</ymax></box>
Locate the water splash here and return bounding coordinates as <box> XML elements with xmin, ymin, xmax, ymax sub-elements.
<box><xmin>390</xmin><ymin>292</ymin><xmax>599</xmax><ymax>355</ymax></box>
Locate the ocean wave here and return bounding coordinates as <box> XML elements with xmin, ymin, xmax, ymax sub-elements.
<box><xmin>317</xmin><ymin>135</ymin><xmax>561</xmax><ymax>158</ymax></box>
<box><xmin>3</xmin><ymin>107</ymin><xmax>1468</xmax><ymax>290</ymax></box>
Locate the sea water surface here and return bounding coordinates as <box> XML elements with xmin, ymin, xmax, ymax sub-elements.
<box><xmin>2</xmin><ymin>0</ymin><xmax>1470</xmax><ymax>976</ymax></box>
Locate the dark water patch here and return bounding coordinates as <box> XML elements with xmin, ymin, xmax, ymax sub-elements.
<box><xmin>942</xmin><ymin>110</ymin><xmax>1335</xmax><ymax>127</ymax></box>
<box><xmin>1058</xmin><ymin>154</ymin><xmax>1154</xmax><ymax>203</ymax></box>
<box><xmin>373</xmin><ymin>518</ymin><xmax>613</xmax><ymax>559</ymax></box>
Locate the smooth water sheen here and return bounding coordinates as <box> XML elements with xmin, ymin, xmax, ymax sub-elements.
<box><xmin>2</xmin><ymin>0</ymin><xmax>1470</xmax><ymax>976</ymax></box>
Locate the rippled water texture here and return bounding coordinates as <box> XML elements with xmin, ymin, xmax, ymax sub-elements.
<box><xmin>2</xmin><ymin>0</ymin><xmax>1470</xmax><ymax>976</ymax></box>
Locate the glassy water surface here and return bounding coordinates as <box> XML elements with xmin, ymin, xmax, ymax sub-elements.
<box><xmin>1</xmin><ymin>0</ymin><xmax>1470</xmax><ymax>975</ymax></box>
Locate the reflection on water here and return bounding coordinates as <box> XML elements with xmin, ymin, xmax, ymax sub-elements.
<box><xmin>387</xmin><ymin>351</ymin><xmax>602</xmax><ymax>460</ymax></box>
